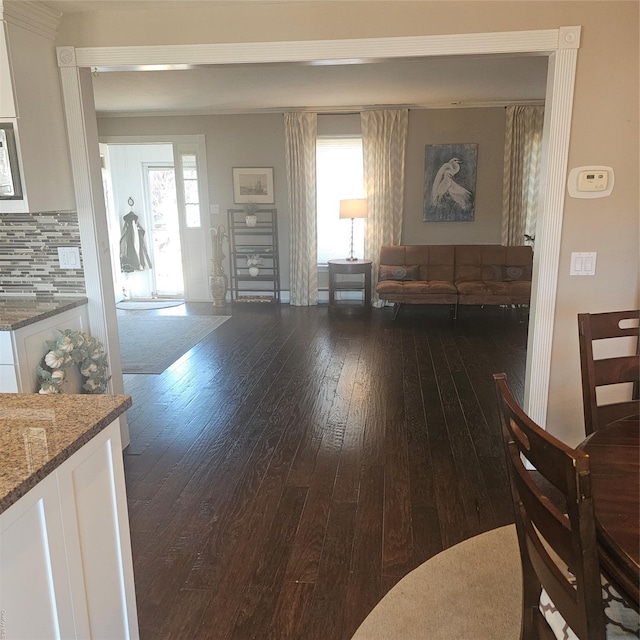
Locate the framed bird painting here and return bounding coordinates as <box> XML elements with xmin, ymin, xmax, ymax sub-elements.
<box><xmin>423</xmin><ymin>143</ymin><xmax>477</xmax><ymax>222</ymax></box>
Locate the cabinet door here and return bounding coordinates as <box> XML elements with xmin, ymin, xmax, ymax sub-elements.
<box><xmin>13</xmin><ymin>305</ymin><xmax>89</xmax><ymax>393</ymax></box>
<box><xmin>57</xmin><ymin>422</ymin><xmax>139</xmax><ymax>640</ymax></box>
<box><xmin>0</xmin><ymin>472</ymin><xmax>76</xmax><ymax>639</ymax></box>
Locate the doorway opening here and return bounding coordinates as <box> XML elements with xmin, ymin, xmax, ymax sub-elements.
<box><xmin>101</xmin><ymin>139</ymin><xmax>209</xmax><ymax>305</ymax></box>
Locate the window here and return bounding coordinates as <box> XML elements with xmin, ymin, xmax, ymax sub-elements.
<box><xmin>316</xmin><ymin>137</ymin><xmax>364</xmax><ymax>264</ymax></box>
<box><xmin>181</xmin><ymin>153</ymin><xmax>201</xmax><ymax>228</ymax></box>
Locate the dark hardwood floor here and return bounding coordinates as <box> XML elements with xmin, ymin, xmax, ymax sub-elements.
<box><xmin>121</xmin><ymin>302</ymin><xmax>528</xmax><ymax>639</ymax></box>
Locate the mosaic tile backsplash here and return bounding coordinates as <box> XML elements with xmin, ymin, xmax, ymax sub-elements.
<box><xmin>0</xmin><ymin>211</ymin><xmax>87</xmax><ymax>297</ymax></box>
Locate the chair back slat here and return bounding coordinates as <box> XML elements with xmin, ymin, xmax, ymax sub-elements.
<box><xmin>584</xmin><ymin>309</ymin><xmax>640</xmax><ymax>340</ymax></box>
<box><xmin>494</xmin><ymin>373</ymin><xmax>607</xmax><ymax>640</ymax></box>
<box><xmin>593</xmin><ymin>356</ymin><xmax>640</xmax><ymax>386</ymax></box>
<box><xmin>578</xmin><ymin>310</ymin><xmax>640</xmax><ymax>435</ymax></box>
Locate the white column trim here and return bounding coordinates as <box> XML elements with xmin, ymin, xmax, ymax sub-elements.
<box><xmin>57</xmin><ymin>55</ymin><xmax>129</xmax><ymax>447</ymax></box>
<box><xmin>524</xmin><ymin>45</ymin><xmax>578</xmax><ymax>427</ymax></box>
<box><xmin>58</xmin><ymin>27</ymin><xmax>581</xmax><ymax>430</ymax></box>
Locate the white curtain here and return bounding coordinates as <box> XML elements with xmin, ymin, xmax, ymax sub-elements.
<box><xmin>284</xmin><ymin>112</ymin><xmax>318</xmax><ymax>306</ymax></box>
<box><xmin>502</xmin><ymin>105</ymin><xmax>545</xmax><ymax>246</ymax></box>
<box><xmin>361</xmin><ymin>109</ymin><xmax>409</xmax><ymax>306</ymax></box>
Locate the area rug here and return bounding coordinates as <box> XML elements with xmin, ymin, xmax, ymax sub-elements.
<box><xmin>118</xmin><ymin>314</ymin><xmax>230</xmax><ymax>374</ymax></box>
<box><xmin>116</xmin><ymin>300</ymin><xmax>184</xmax><ymax>310</ymax></box>
<box><xmin>351</xmin><ymin>525</ymin><xmax>522</xmax><ymax>640</ymax></box>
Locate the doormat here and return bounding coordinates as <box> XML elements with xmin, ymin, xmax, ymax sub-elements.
<box><xmin>116</xmin><ymin>300</ymin><xmax>184</xmax><ymax>310</ymax></box>
<box><xmin>118</xmin><ymin>314</ymin><xmax>230</xmax><ymax>374</ymax></box>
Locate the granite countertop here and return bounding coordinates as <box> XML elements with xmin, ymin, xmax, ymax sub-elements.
<box><xmin>0</xmin><ymin>393</ymin><xmax>131</xmax><ymax>514</ymax></box>
<box><xmin>0</xmin><ymin>297</ymin><xmax>89</xmax><ymax>331</ymax></box>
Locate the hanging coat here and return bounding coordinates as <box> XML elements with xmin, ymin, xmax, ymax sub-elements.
<box><xmin>120</xmin><ymin>211</ymin><xmax>153</xmax><ymax>273</ymax></box>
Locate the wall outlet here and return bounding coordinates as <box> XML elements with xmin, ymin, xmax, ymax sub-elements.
<box><xmin>58</xmin><ymin>246</ymin><xmax>81</xmax><ymax>269</ymax></box>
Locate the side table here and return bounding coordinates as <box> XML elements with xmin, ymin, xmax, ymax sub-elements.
<box><xmin>327</xmin><ymin>259</ymin><xmax>372</xmax><ymax>316</ymax></box>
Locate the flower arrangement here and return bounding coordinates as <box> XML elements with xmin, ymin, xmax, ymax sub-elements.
<box><xmin>36</xmin><ymin>329</ymin><xmax>111</xmax><ymax>395</ymax></box>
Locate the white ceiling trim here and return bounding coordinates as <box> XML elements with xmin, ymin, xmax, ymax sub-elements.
<box><xmin>73</xmin><ymin>29</ymin><xmax>563</xmax><ymax>70</ymax></box>
<box><xmin>97</xmin><ymin>99</ymin><xmax>547</xmax><ymax>120</ymax></box>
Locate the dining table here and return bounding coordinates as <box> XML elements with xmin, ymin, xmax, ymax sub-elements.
<box><xmin>580</xmin><ymin>412</ymin><xmax>640</xmax><ymax>610</ymax></box>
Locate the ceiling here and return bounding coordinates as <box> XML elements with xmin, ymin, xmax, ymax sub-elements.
<box><xmin>41</xmin><ymin>1</ymin><xmax>548</xmax><ymax>117</ymax></box>
<box><xmin>90</xmin><ymin>55</ymin><xmax>548</xmax><ymax>117</ymax></box>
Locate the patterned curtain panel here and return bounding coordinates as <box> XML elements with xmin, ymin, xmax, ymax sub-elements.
<box><xmin>284</xmin><ymin>112</ymin><xmax>318</xmax><ymax>306</ymax></box>
<box><xmin>361</xmin><ymin>109</ymin><xmax>409</xmax><ymax>306</ymax></box>
<box><xmin>501</xmin><ymin>105</ymin><xmax>545</xmax><ymax>247</ymax></box>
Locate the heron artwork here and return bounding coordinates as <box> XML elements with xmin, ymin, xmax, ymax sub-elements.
<box><xmin>431</xmin><ymin>158</ymin><xmax>473</xmax><ymax>210</ymax></box>
<box><xmin>423</xmin><ymin>143</ymin><xmax>477</xmax><ymax>222</ymax></box>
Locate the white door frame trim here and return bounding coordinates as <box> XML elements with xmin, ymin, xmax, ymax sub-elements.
<box><xmin>57</xmin><ymin>26</ymin><xmax>581</xmax><ymax>428</ymax></box>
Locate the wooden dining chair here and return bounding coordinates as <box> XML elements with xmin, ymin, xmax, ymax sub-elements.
<box><xmin>494</xmin><ymin>373</ymin><xmax>639</xmax><ymax>640</ymax></box>
<box><xmin>578</xmin><ymin>310</ymin><xmax>640</xmax><ymax>435</ymax></box>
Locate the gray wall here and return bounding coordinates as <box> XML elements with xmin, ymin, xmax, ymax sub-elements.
<box><xmin>98</xmin><ymin>108</ymin><xmax>506</xmax><ymax>293</ymax></box>
<box><xmin>403</xmin><ymin>108</ymin><xmax>506</xmax><ymax>244</ymax></box>
<box><xmin>98</xmin><ymin>114</ymin><xmax>291</xmax><ymax>290</ymax></box>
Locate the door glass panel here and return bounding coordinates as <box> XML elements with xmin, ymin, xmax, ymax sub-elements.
<box><xmin>181</xmin><ymin>154</ymin><xmax>201</xmax><ymax>228</ymax></box>
<box><xmin>148</xmin><ymin>167</ymin><xmax>184</xmax><ymax>296</ymax></box>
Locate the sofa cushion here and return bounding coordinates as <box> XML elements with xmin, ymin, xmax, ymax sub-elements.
<box><xmin>376</xmin><ymin>280</ymin><xmax>457</xmax><ymax>295</ymax></box>
<box><xmin>378</xmin><ymin>264</ymin><xmax>420</xmax><ymax>282</ymax></box>
<box><xmin>402</xmin><ymin>280</ymin><xmax>458</xmax><ymax>294</ymax></box>
<box><xmin>491</xmin><ymin>264</ymin><xmax>532</xmax><ymax>282</ymax></box>
<box><xmin>456</xmin><ymin>281</ymin><xmax>492</xmax><ymax>296</ymax></box>
<box><xmin>485</xmin><ymin>280</ymin><xmax>532</xmax><ymax>295</ymax></box>
<box><xmin>455</xmin><ymin>245</ymin><xmax>533</xmax><ymax>283</ymax></box>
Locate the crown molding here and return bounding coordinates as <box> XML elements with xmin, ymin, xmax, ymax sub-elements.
<box><xmin>0</xmin><ymin>1</ymin><xmax>60</xmax><ymax>40</ymax></box>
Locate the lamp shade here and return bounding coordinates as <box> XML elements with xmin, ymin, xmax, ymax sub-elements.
<box><xmin>339</xmin><ymin>198</ymin><xmax>368</xmax><ymax>220</ymax></box>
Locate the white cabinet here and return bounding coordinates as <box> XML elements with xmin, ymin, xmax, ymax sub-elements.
<box><xmin>0</xmin><ymin>419</ymin><xmax>139</xmax><ymax>639</ymax></box>
<box><xmin>0</xmin><ymin>304</ymin><xmax>89</xmax><ymax>393</ymax></box>
<box><xmin>0</xmin><ymin>5</ymin><xmax>75</xmax><ymax>213</ymax></box>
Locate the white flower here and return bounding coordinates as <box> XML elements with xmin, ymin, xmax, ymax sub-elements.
<box><xmin>81</xmin><ymin>362</ymin><xmax>98</xmax><ymax>376</ymax></box>
<box><xmin>45</xmin><ymin>350</ymin><xmax>65</xmax><ymax>369</ymax></box>
<box><xmin>57</xmin><ymin>336</ymin><xmax>74</xmax><ymax>353</ymax></box>
<box><xmin>38</xmin><ymin>330</ymin><xmax>109</xmax><ymax>395</ymax></box>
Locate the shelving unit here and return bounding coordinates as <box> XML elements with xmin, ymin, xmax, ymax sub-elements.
<box><xmin>227</xmin><ymin>208</ymin><xmax>280</xmax><ymax>303</ymax></box>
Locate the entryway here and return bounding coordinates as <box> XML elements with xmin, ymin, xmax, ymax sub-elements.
<box><xmin>100</xmin><ymin>137</ymin><xmax>210</xmax><ymax>305</ymax></box>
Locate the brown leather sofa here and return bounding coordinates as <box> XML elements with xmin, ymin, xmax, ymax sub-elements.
<box><xmin>376</xmin><ymin>244</ymin><xmax>533</xmax><ymax>318</ymax></box>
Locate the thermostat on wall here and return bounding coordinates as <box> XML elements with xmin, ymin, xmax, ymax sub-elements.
<box><xmin>568</xmin><ymin>166</ymin><xmax>614</xmax><ymax>199</ymax></box>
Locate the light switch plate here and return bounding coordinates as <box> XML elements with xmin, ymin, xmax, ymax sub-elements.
<box><xmin>58</xmin><ymin>246</ymin><xmax>81</xmax><ymax>270</ymax></box>
<box><xmin>570</xmin><ymin>252</ymin><xmax>597</xmax><ymax>276</ymax></box>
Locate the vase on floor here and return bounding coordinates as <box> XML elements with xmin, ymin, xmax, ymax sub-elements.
<box><xmin>209</xmin><ymin>274</ymin><xmax>227</xmax><ymax>307</ymax></box>
<box><xmin>209</xmin><ymin>225</ymin><xmax>228</xmax><ymax>306</ymax></box>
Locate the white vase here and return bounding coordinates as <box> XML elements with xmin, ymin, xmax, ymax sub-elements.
<box><xmin>245</xmin><ymin>214</ymin><xmax>257</xmax><ymax>227</ymax></box>
<box><xmin>248</xmin><ymin>266</ymin><xmax>260</xmax><ymax>277</ymax></box>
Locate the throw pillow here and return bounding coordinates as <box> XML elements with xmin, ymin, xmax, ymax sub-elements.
<box><xmin>491</xmin><ymin>264</ymin><xmax>532</xmax><ymax>282</ymax></box>
<box><xmin>378</xmin><ymin>265</ymin><xmax>420</xmax><ymax>281</ymax></box>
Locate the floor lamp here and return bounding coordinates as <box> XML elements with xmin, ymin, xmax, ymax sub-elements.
<box><xmin>339</xmin><ymin>198</ymin><xmax>368</xmax><ymax>261</ymax></box>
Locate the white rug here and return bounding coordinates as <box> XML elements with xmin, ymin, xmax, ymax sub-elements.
<box><xmin>351</xmin><ymin>525</ymin><xmax>522</xmax><ymax>640</ymax></box>
<box><xmin>118</xmin><ymin>314</ymin><xmax>230</xmax><ymax>374</ymax></box>
<box><xmin>116</xmin><ymin>300</ymin><xmax>184</xmax><ymax>310</ymax></box>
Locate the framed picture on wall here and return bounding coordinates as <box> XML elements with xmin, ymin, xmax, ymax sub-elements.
<box><xmin>423</xmin><ymin>143</ymin><xmax>477</xmax><ymax>222</ymax></box>
<box><xmin>232</xmin><ymin>167</ymin><xmax>275</xmax><ymax>204</ymax></box>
